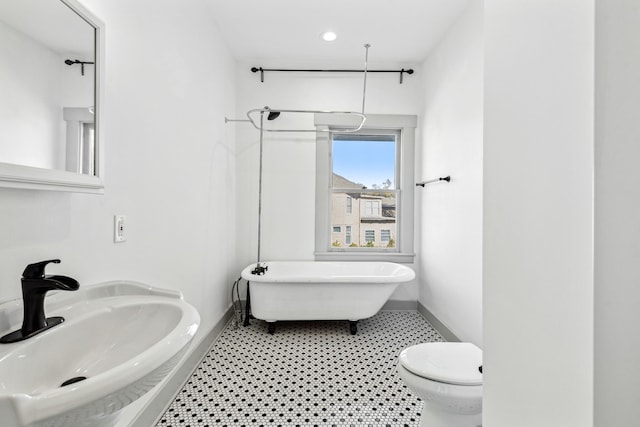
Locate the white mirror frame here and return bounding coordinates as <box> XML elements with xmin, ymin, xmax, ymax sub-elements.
<box><xmin>0</xmin><ymin>0</ymin><xmax>105</xmax><ymax>194</ymax></box>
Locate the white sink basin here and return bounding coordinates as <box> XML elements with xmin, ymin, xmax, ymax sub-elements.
<box><xmin>0</xmin><ymin>281</ymin><xmax>200</xmax><ymax>427</ymax></box>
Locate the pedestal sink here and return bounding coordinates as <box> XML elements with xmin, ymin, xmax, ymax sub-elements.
<box><xmin>0</xmin><ymin>281</ymin><xmax>200</xmax><ymax>427</ymax></box>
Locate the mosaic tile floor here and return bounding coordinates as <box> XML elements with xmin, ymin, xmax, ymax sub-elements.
<box><xmin>157</xmin><ymin>311</ymin><xmax>443</xmax><ymax>427</ymax></box>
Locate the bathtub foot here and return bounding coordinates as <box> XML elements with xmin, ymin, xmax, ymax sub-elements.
<box><xmin>267</xmin><ymin>322</ymin><xmax>276</xmax><ymax>334</ymax></box>
<box><xmin>349</xmin><ymin>321</ymin><xmax>358</xmax><ymax>335</ymax></box>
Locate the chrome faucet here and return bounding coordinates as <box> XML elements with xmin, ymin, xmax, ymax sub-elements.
<box><xmin>0</xmin><ymin>259</ymin><xmax>79</xmax><ymax>344</ymax></box>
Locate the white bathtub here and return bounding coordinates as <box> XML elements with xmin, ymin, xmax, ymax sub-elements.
<box><xmin>240</xmin><ymin>261</ymin><xmax>415</xmax><ymax>334</ymax></box>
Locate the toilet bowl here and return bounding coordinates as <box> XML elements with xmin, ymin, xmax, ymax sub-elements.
<box><xmin>397</xmin><ymin>342</ymin><xmax>483</xmax><ymax>427</ymax></box>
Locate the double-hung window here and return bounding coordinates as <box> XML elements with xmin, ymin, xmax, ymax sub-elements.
<box><xmin>315</xmin><ymin>114</ymin><xmax>416</xmax><ymax>262</ymax></box>
<box><xmin>365</xmin><ymin>229</ymin><xmax>376</xmax><ymax>243</ymax></box>
<box><xmin>331</xmin><ymin>130</ymin><xmax>398</xmax><ymax>250</ymax></box>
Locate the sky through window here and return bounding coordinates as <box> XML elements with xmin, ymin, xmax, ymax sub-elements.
<box><xmin>332</xmin><ymin>137</ymin><xmax>396</xmax><ymax>189</ymax></box>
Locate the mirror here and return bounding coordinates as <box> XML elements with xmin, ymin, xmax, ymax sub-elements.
<box><xmin>0</xmin><ymin>0</ymin><xmax>104</xmax><ymax>193</ymax></box>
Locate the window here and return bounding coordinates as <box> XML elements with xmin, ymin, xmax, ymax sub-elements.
<box><xmin>332</xmin><ymin>226</ymin><xmax>341</xmax><ymax>233</ymax></box>
<box><xmin>365</xmin><ymin>230</ymin><xmax>375</xmax><ymax>242</ymax></box>
<box><xmin>64</xmin><ymin>107</ymin><xmax>96</xmax><ymax>175</ymax></box>
<box><xmin>315</xmin><ymin>114</ymin><xmax>416</xmax><ymax>262</ymax></box>
<box><xmin>331</xmin><ymin>131</ymin><xmax>397</xmax><ymax>250</ymax></box>
<box><xmin>363</xmin><ymin>200</ymin><xmax>381</xmax><ymax>217</ymax></box>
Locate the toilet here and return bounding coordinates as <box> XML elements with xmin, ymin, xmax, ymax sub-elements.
<box><xmin>397</xmin><ymin>342</ymin><xmax>483</xmax><ymax>427</ymax></box>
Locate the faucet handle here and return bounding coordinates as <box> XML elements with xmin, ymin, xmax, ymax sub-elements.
<box><xmin>22</xmin><ymin>259</ymin><xmax>61</xmax><ymax>279</ymax></box>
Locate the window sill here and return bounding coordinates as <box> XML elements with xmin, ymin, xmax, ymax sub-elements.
<box><xmin>314</xmin><ymin>252</ymin><xmax>415</xmax><ymax>263</ymax></box>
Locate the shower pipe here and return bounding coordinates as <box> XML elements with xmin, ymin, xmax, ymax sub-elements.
<box><xmin>251</xmin><ymin>67</ymin><xmax>414</xmax><ymax>84</ymax></box>
<box><xmin>256</xmin><ymin>111</ymin><xmax>265</xmax><ymax>265</ymax></box>
<box><xmin>228</xmin><ymin>45</ymin><xmax>374</xmax><ymax>276</ymax></box>
<box><xmin>245</xmin><ymin>108</ymin><xmax>366</xmax><ymax>133</ymax></box>
<box><xmin>240</xmin><ymin>104</ymin><xmax>367</xmax><ymax>274</ymax></box>
<box><xmin>225</xmin><ymin>108</ymin><xmax>365</xmax><ymax>133</ymax></box>
<box><xmin>225</xmin><ymin>44</ymin><xmax>373</xmax><ymax>133</ymax></box>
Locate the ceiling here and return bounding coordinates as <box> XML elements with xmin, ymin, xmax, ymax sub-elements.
<box><xmin>205</xmin><ymin>0</ymin><xmax>471</xmax><ymax>65</ymax></box>
<box><xmin>0</xmin><ymin>0</ymin><xmax>94</xmax><ymax>56</ymax></box>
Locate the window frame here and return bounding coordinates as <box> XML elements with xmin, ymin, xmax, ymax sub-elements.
<box><xmin>314</xmin><ymin>113</ymin><xmax>416</xmax><ymax>262</ymax></box>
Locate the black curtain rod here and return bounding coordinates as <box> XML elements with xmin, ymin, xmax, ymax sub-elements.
<box><xmin>251</xmin><ymin>66</ymin><xmax>414</xmax><ymax>84</ymax></box>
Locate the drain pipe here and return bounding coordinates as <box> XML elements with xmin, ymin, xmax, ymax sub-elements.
<box><xmin>244</xmin><ymin>110</ymin><xmax>268</xmax><ymax>328</ymax></box>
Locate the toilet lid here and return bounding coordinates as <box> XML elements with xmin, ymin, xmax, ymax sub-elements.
<box><xmin>399</xmin><ymin>342</ymin><xmax>483</xmax><ymax>385</ymax></box>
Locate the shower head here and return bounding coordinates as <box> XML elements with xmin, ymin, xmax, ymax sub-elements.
<box><xmin>64</xmin><ymin>59</ymin><xmax>76</xmax><ymax>65</ymax></box>
<box><xmin>267</xmin><ymin>111</ymin><xmax>281</xmax><ymax>121</ymax></box>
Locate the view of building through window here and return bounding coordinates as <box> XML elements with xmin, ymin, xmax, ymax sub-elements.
<box><xmin>330</xmin><ymin>132</ymin><xmax>398</xmax><ymax>250</ymax></box>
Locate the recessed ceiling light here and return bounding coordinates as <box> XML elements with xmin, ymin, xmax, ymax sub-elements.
<box><xmin>321</xmin><ymin>31</ymin><xmax>337</xmax><ymax>42</ymax></box>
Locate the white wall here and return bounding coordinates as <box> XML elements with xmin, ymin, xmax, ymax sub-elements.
<box><xmin>483</xmin><ymin>1</ymin><xmax>594</xmax><ymax>426</ymax></box>
<box><xmin>234</xmin><ymin>61</ymin><xmax>423</xmax><ymax>300</ymax></box>
<box><xmin>594</xmin><ymin>1</ymin><xmax>640</xmax><ymax>424</ymax></box>
<box><xmin>0</xmin><ymin>0</ymin><xmax>237</xmax><ymax>425</ymax></box>
<box><xmin>417</xmin><ymin>1</ymin><xmax>483</xmax><ymax>346</ymax></box>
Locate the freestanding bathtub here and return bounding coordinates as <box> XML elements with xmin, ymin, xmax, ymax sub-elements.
<box><xmin>240</xmin><ymin>261</ymin><xmax>415</xmax><ymax>334</ymax></box>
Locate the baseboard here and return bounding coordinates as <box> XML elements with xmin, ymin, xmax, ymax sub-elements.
<box><xmin>130</xmin><ymin>305</ymin><xmax>235</xmax><ymax>427</ymax></box>
<box><xmin>383</xmin><ymin>300</ymin><xmax>459</xmax><ymax>342</ymax></box>
<box><xmin>382</xmin><ymin>300</ymin><xmax>418</xmax><ymax>310</ymax></box>
<box><xmin>417</xmin><ymin>301</ymin><xmax>460</xmax><ymax>342</ymax></box>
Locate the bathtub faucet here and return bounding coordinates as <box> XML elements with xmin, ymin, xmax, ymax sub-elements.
<box><xmin>251</xmin><ymin>263</ymin><xmax>268</xmax><ymax>275</ymax></box>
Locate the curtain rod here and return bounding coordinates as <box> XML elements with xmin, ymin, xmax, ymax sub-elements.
<box><xmin>250</xmin><ymin>66</ymin><xmax>414</xmax><ymax>84</ymax></box>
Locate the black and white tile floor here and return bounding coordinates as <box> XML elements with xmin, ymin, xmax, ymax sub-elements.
<box><xmin>157</xmin><ymin>311</ymin><xmax>443</xmax><ymax>427</ymax></box>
